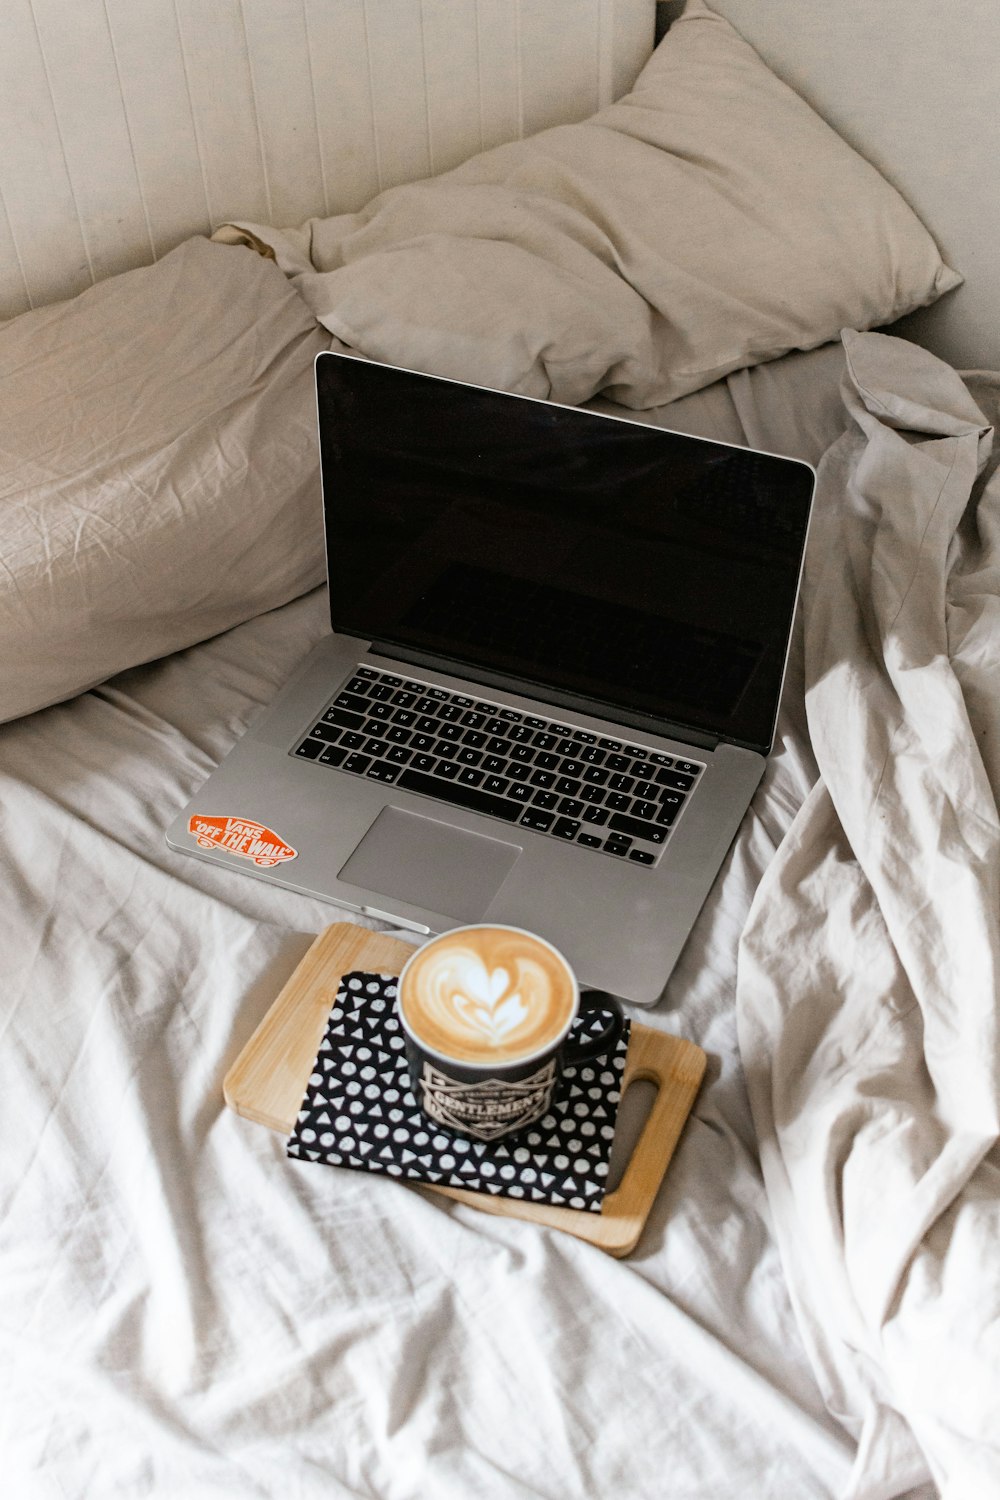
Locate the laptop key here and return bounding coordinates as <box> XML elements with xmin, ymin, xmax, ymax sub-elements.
<box><xmin>675</xmin><ymin>760</ymin><xmax>701</xmax><ymax>777</ymax></box>
<box><xmin>366</xmin><ymin>760</ymin><xmax>400</xmax><ymax>784</ymax></box>
<box><xmin>519</xmin><ymin>809</ymin><xmax>554</xmax><ymax>832</ymax></box>
<box><xmin>433</xmin><ymin>760</ymin><xmax>460</xmax><ymax>780</ymax></box>
<box><xmin>295</xmin><ymin>740</ymin><xmax>324</xmax><ymax>759</ymax></box>
<box><xmin>319</xmin><ymin>744</ymin><xmax>348</xmax><ymax>768</ymax></box>
<box><xmin>508</xmin><ymin>782</ymin><xmax>533</xmax><ymax>803</ymax></box>
<box><xmin>458</xmin><ymin>768</ymin><xmax>485</xmax><ymax>787</ymax></box>
<box><xmin>580</xmin><ymin>784</ymin><xmax>605</xmax><ymax>804</ymax></box>
<box><xmin>629</xmin><ymin>850</ymin><xmax>656</xmax><ymax>864</ymax></box>
<box><xmin>552</xmin><ymin>817</ymin><xmax>580</xmax><ymax>840</ymax></box>
<box><xmin>656</xmin><ymin>769</ymin><xmax>695</xmax><ymax>791</ymax></box>
<box><xmin>577</xmin><ymin>833</ymin><xmax>602</xmax><ymax>849</ymax></box>
<box><xmin>343</xmin><ymin>753</ymin><xmax>372</xmax><ymax>775</ymax></box>
<box><xmin>555</xmin><ymin>776</ymin><xmax>581</xmax><ymax>797</ymax></box>
<box><xmin>533</xmin><ymin>791</ymin><xmax>559</xmax><ymax>810</ymax></box>
<box><xmin>608</xmin><ymin>812</ymin><xmax>666</xmax><ymax>843</ymax></box>
<box><xmin>483</xmin><ymin>775</ymin><xmax>510</xmax><ymax>796</ymax></box>
<box><xmin>338</xmin><ymin>690</ymin><xmax>370</xmax><ymax>714</ymax></box>
<box><xmin>396</xmin><ymin>768</ymin><xmax>521</xmax><ymax>822</ymax></box>
<box><xmin>320</xmin><ymin>707</ymin><xmax>364</xmax><ymax>732</ymax></box>
<box><xmin>385</xmin><ymin>746</ymin><xmax>412</xmax><ymax>765</ymax></box>
<box><xmin>410</xmin><ymin>753</ymin><xmax>436</xmax><ymax>773</ymax></box>
<box><xmin>309</xmin><ymin>721</ymin><xmax>342</xmax><ymax>743</ymax></box>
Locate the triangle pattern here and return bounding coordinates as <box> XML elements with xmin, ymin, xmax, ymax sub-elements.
<box><xmin>285</xmin><ymin>969</ymin><xmax>629</xmax><ymax>1214</ymax></box>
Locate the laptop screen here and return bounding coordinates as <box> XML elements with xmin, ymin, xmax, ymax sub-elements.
<box><xmin>316</xmin><ymin>354</ymin><xmax>814</xmax><ymax>754</ymax></box>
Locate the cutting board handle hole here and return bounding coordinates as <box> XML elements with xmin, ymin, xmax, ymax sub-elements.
<box><xmin>606</xmin><ymin>1077</ymin><xmax>658</xmax><ymax>1192</ymax></box>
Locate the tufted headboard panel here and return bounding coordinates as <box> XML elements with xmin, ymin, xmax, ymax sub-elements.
<box><xmin>0</xmin><ymin>0</ymin><xmax>655</xmax><ymax>320</ymax></box>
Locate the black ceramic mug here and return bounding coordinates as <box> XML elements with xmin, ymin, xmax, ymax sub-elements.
<box><xmin>397</xmin><ymin>924</ymin><xmax>624</xmax><ymax>1142</ymax></box>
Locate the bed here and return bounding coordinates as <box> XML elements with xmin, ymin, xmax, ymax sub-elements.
<box><xmin>3</xmin><ymin>4</ymin><xmax>999</xmax><ymax>1497</ymax></box>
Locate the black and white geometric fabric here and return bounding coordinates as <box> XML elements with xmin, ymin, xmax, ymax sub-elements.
<box><xmin>287</xmin><ymin>971</ymin><xmax>630</xmax><ymax>1213</ymax></box>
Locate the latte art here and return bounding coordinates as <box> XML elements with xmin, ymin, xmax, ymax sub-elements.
<box><xmin>399</xmin><ymin>927</ymin><xmax>576</xmax><ymax>1065</ymax></box>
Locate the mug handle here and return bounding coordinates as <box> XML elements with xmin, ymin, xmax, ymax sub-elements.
<box><xmin>562</xmin><ymin>989</ymin><xmax>625</xmax><ymax>1065</ymax></box>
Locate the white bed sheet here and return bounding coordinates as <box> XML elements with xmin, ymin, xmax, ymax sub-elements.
<box><xmin>1</xmin><ymin>342</ymin><xmax>911</xmax><ymax>1499</ymax></box>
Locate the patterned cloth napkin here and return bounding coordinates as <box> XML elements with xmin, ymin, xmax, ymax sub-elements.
<box><xmin>287</xmin><ymin>971</ymin><xmax>630</xmax><ymax>1212</ymax></box>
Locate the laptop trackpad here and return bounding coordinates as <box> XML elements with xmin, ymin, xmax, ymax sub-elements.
<box><xmin>337</xmin><ymin>806</ymin><xmax>521</xmax><ymax>923</ymax></box>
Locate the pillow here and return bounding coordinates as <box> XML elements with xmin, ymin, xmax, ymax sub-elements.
<box><xmin>222</xmin><ymin>0</ymin><xmax>958</xmax><ymax>410</ymax></box>
<box><xmin>0</xmin><ymin>237</ymin><xmax>331</xmax><ymax>723</ymax></box>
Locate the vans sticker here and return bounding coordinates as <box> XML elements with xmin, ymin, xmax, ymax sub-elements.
<box><xmin>189</xmin><ymin>815</ymin><xmax>298</xmax><ymax>867</ymax></box>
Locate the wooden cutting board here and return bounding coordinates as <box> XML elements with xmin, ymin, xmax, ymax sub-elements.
<box><xmin>225</xmin><ymin>923</ymin><xmax>706</xmax><ymax>1256</ymax></box>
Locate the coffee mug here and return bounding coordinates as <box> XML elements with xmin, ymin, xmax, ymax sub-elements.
<box><xmin>396</xmin><ymin>924</ymin><xmax>624</xmax><ymax>1142</ymax></box>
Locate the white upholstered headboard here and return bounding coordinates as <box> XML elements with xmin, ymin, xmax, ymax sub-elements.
<box><xmin>705</xmin><ymin>0</ymin><xmax>1000</xmax><ymax>373</ymax></box>
<box><xmin>0</xmin><ymin>0</ymin><xmax>656</xmax><ymax>321</ymax></box>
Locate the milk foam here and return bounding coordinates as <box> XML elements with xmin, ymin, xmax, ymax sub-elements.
<box><xmin>400</xmin><ymin>928</ymin><xmax>576</xmax><ymax>1066</ymax></box>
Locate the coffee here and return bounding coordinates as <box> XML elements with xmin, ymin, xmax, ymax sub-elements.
<box><xmin>398</xmin><ymin>925</ymin><xmax>576</xmax><ymax>1066</ymax></box>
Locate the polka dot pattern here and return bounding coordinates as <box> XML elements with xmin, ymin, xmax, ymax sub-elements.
<box><xmin>287</xmin><ymin>971</ymin><xmax>629</xmax><ymax>1212</ymax></box>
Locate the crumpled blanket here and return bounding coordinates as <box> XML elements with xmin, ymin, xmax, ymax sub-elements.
<box><xmin>738</xmin><ymin>330</ymin><xmax>1000</xmax><ymax>1499</ymax></box>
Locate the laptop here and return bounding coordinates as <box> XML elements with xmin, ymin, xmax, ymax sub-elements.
<box><xmin>166</xmin><ymin>352</ymin><xmax>814</xmax><ymax>1005</ymax></box>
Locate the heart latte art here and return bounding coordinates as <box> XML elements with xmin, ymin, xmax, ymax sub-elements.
<box><xmin>399</xmin><ymin>928</ymin><xmax>576</xmax><ymax>1065</ymax></box>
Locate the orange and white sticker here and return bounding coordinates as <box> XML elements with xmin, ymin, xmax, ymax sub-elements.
<box><xmin>188</xmin><ymin>815</ymin><xmax>298</xmax><ymax>867</ymax></box>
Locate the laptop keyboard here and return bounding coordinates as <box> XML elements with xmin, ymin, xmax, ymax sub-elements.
<box><xmin>292</xmin><ymin>667</ymin><xmax>703</xmax><ymax>866</ymax></box>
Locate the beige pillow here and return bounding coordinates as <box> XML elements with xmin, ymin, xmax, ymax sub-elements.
<box><xmin>0</xmin><ymin>237</ymin><xmax>331</xmax><ymax>723</ymax></box>
<box><xmin>226</xmin><ymin>0</ymin><xmax>958</xmax><ymax>410</ymax></box>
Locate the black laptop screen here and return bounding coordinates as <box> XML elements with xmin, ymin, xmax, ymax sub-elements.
<box><xmin>316</xmin><ymin>355</ymin><xmax>814</xmax><ymax>753</ymax></box>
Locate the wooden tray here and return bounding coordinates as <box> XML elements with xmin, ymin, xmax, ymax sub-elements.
<box><xmin>225</xmin><ymin>923</ymin><xmax>705</xmax><ymax>1256</ymax></box>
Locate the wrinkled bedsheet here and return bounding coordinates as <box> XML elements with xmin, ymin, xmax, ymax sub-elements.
<box><xmin>739</xmin><ymin>331</ymin><xmax>1000</xmax><ymax>1498</ymax></box>
<box><xmin>0</xmin><ymin>337</ymin><xmax>946</xmax><ymax>1499</ymax></box>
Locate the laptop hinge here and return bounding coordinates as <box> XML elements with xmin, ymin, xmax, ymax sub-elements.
<box><xmin>368</xmin><ymin>641</ymin><xmax>721</xmax><ymax>752</ymax></box>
